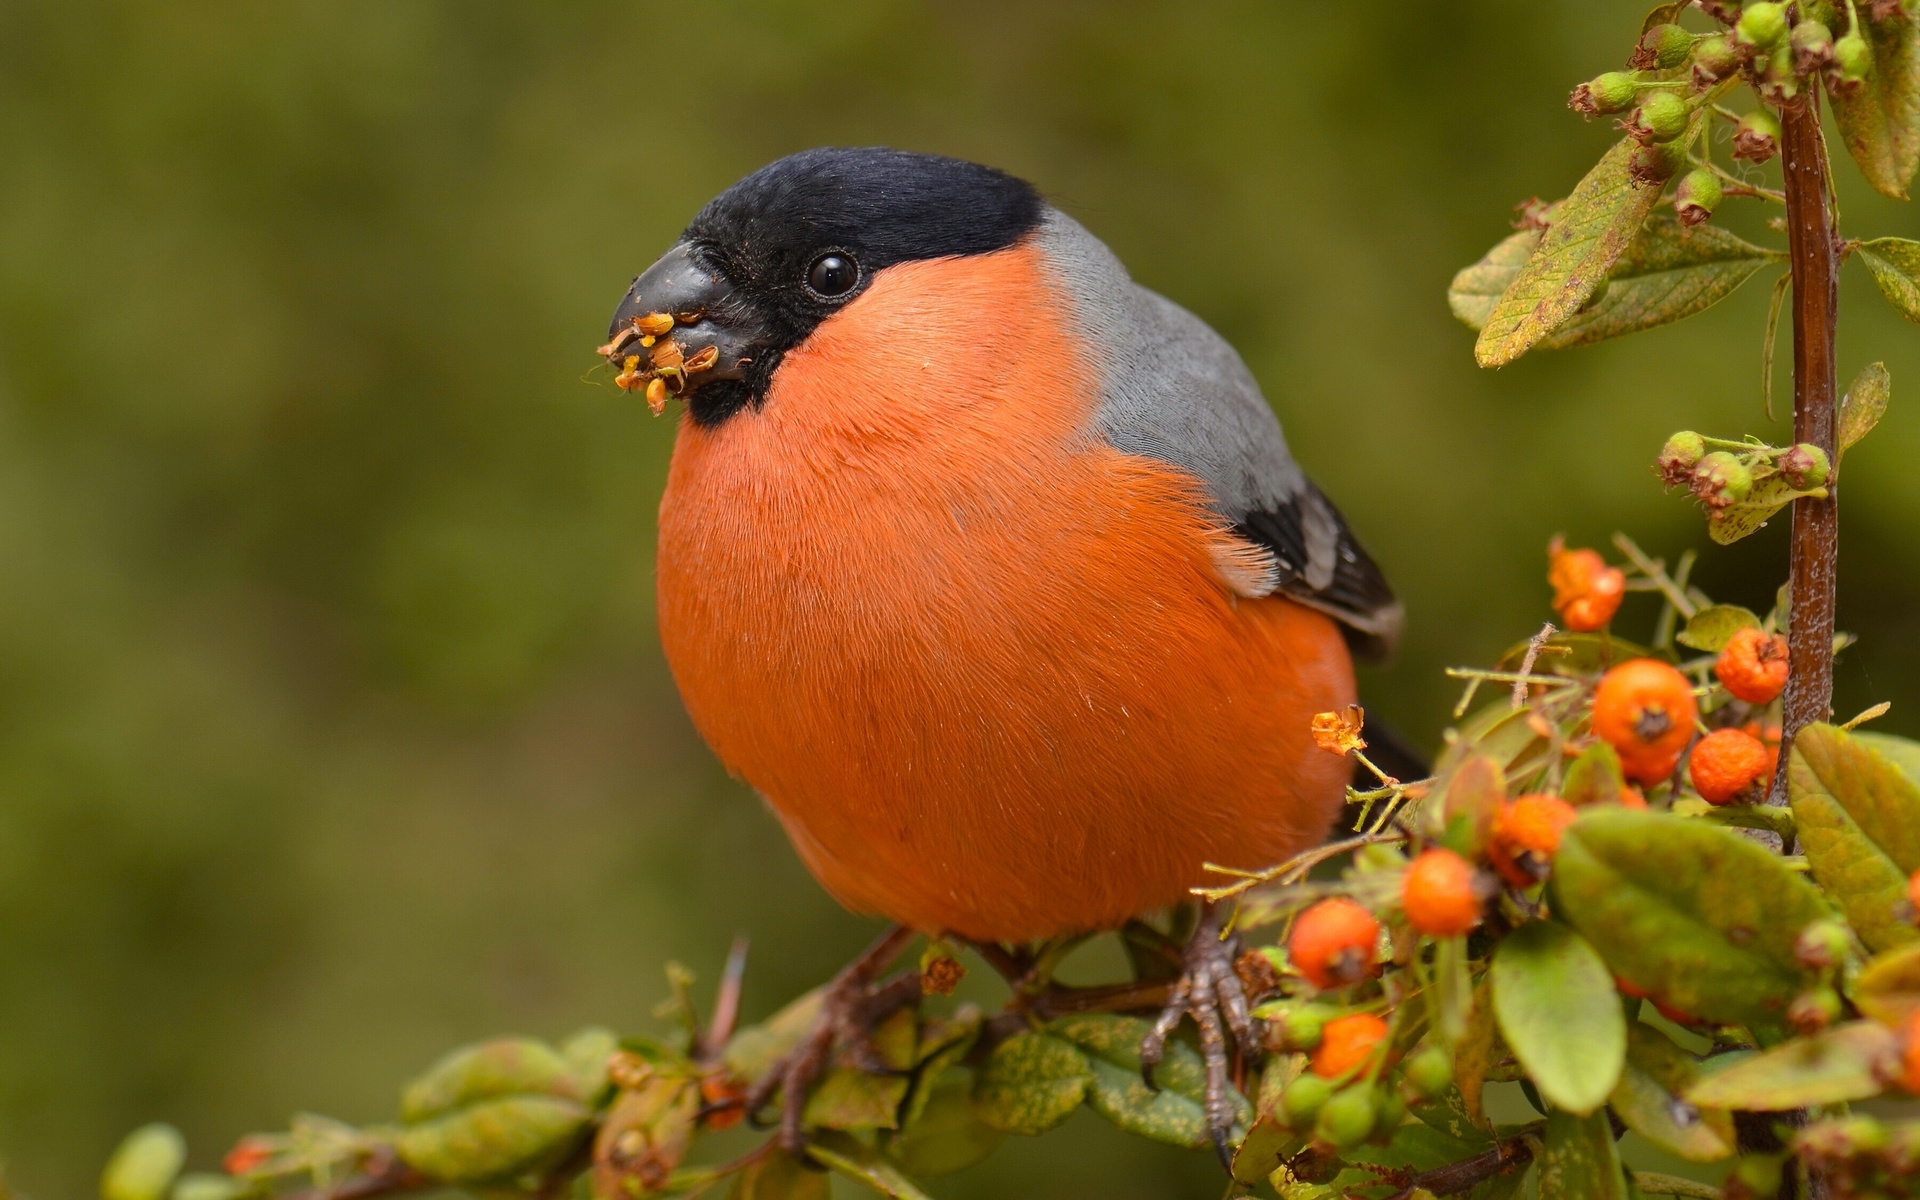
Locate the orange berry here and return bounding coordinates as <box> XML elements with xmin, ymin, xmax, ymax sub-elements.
<box><xmin>1289</xmin><ymin>898</ymin><xmax>1381</xmax><ymax>991</ymax></box>
<box><xmin>1901</xmin><ymin>1009</ymin><xmax>1920</xmax><ymax>1095</ymax></box>
<box><xmin>699</xmin><ymin>1073</ymin><xmax>747</xmax><ymax>1130</ymax></box>
<box><xmin>1715</xmin><ymin>627</ymin><xmax>1790</xmax><ymax>704</ymax></box>
<box><xmin>1310</xmin><ymin>1013</ymin><xmax>1391</xmax><ymax>1080</ymax></box>
<box><xmin>1548</xmin><ymin>538</ymin><xmax>1627</xmax><ymax>633</ymax></box>
<box><xmin>223</xmin><ymin>1137</ymin><xmax>276</xmax><ymax>1176</ymax></box>
<box><xmin>1620</xmin><ymin>786</ymin><xmax>1648</xmax><ymax>810</ymax></box>
<box><xmin>1489</xmin><ymin>794</ymin><xmax>1578</xmax><ymax>888</ymax></box>
<box><xmin>1592</xmin><ymin>659</ymin><xmax>1698</xmax><ymax>784</ymax></box>
<box><xmin>1690</xmin><ymin>727</ymin><xmax>1772</xmax><ymax>805</ymax></box>
<box><xmin>1402</xmin><ymin>848</ymin><xmax>1484</xmax><ymax>936</ymax></box>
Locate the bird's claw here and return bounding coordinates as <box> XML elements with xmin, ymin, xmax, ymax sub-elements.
<box><xmin>1138</xmin><ymin>902</ymin><xmax>1257</xmax><ymax>1173</ymax></box>
<box><xmin>742</xmin><ymin>926</ymin><xmax>920</xmax><ymax>1157</ymax></box>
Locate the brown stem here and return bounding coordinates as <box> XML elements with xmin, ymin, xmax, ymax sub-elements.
<box><xmin>1378</xmin><ymin>1135</ymin><xmax>1533</xmax><ymax>1199</ymax></box>
<box><xmin>1769</xmin><ymin>88</ymin><xmax>1842</xmax><ymax>806</ymax></box>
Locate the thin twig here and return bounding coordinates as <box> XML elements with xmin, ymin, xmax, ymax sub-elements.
<box><xmin>1511</xmin><ymin>623</ymin><xmax>1557</xmax><ymax>710</ymax></box>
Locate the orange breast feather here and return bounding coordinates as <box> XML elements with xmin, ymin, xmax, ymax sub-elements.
<box><xmin>654</xmin><ymin>242</ymin><xmax>1356</xmax><ymax>942</ymax></box>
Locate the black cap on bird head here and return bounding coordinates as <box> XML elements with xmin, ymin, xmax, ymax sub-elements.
<box><xmin>604</xmin><ymin>148</ymin><xmax>1043</xmax><ymax>425</ymax></box>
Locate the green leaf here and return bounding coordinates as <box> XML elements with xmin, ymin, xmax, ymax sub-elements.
<box><xmin>727</xmin><ymin>1150</ymin><xmax>831</xmax><ymax>1200</ymax></box>
<box><xmin>1853</xmin><ymin>940</ymin><xmax>1920</xmax><ymax>1026</ymax></box>
<box><xmin>1452</xmin><ymin>215</ymin><xmax>1775</xmax><ymax>355</ymax></box>
<box><xmin>1551</xmin><ymin>810</ymin><xmax>1824</xmax><ymax>1029</ymax></box>
<box><xmin>885</xmin><ymin>1077</ymin><xmax>1003</xmax><ymax>1177</ymax></box>
<box><xmin>808</xmin><ymin>1131</ymin><xmax>935</xmax><ymax>1200</ymax></box>
<box><xmin>971</xmin><ymin>1032</ymin><xmax>1091</xmax><ymax>1136</ymax></box>
<box><xmin>1441</xmin><ymin>754</ymin><xmax>1507</xmax><ymax>856</ymax></box>
<box><xmin>725</xmin><ymin>989</ymin><xmax>824</xmax><ymax>1082</ymax></box>
<box><xmin>1562</xmin><ymin>743</ymin><xmax>1630</xmax><ymax>808</ymax></box>
<box><xmin>397</xmin><ymin>1095</ymin><xmax>592</xmax><ymax>1184</ymax></box>
<box><xmin>1684</xmin><ymin>1021</ymin><xmax>1900</xmax><ymax>1110</ymax></box>
<box><xmin>803</xmin><ymin>1007</ymin><xmax>917</xmax><ymax>1132</ymax></box>
<box><xmin>1838</xmin><ymin>362</ymin><xmax>1892</xmax><ymax>456</ymax></box>
<box><xmin>1707</xmin><ymin>473</ymin><xmax>1828</xmax><ymax>545</ymax></box>
<box><xmin>559</xmin><ymin>1027</ymin><xmax>618</xmax><ymax>1103</ymax></box>
<box><xmin>1856</xmin><ymin>729</ymin><xmax>1920</xmax><ymax>785</ymax></box>
<box><xmin>1641</xmin><ymin>2</ymin><xmax>1685</xmax><ymax>34</ymax></box>
<box><xmin>1048</xmin><ymin>1013</ymin><xmax>1250</xmax><ymax>1148</ymax></box>
<box><xmin>1471</xmin><ymin>124</ymin><xmax>1708</xmax><ymax>369</ymax></box>
<box><xmin>1860</xmin><ymin>240</ymin><xmax>1920</xmax><ymax>323</ymax></box>
<box><xmin>899</xmin><ymin>1012</ymin><xmax>980</xmax><ymax>1131</ymax></box>
<box><xmin>1490</xmin><ymin>921</ymin><xmax>1625</xmax><ymax>1115</ymax></box>
<box><xmin>400</xmin><ymin>1039</ymin><xmax>583</xmax><ymax>1122</ymax></box>
<box><xmin>1537</xmin><ymin>1108</ymin><xmax>1630</xmax><ymax>1200</ymax></box>
<box><xmin>1538</xmin><ymin>218</ymin><xmax>1781</xmax><ymax>351</ymax></box>
<box><xmin>1789</xmin><ymin>723</ymin><xmax>1920</xmax><ymax>953</ymax></box>
<box><xmin>1674</xmin><ymin>605</ymin><xmax>1761</xmax><ymax>653</ymax></box>
<box><xmin>1608</xmin><ymin>1024</ymin><xmax>1736</xmax><ymax>1162</ymax></box>
<box><xmin>1830</xmin><ymin>8</ymin><xmax>1920</xmax><ymax>199</ymax></box>
<box><xmin>1456</xmin><ymin>980</ymin><xmax>1499</xmax><ymax>1127</ymax></box>
<box><xmin>102</xmin><ymin>1125</ymin><xmax>188</xmax><ymax>1200</ymax></box>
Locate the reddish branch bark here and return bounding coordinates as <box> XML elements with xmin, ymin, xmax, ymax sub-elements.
<box><xmin>1770</xmin><ymin>88</ymin><xmax>1842</xmax><ymax>805</ymax></box>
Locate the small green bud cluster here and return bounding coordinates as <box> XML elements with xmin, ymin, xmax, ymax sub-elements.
<box><xmin>1627</xmin><ymin>91</ymin><xmax>1692</xmax><ymax>143</ymax></box>
<box><xmin>1791</xmin><ymin>1116</ymin><xmax>1920</xmax><ymax>1199</ymax></box>
<box><xmin>1633</xmin><ymin>23</ymin><xmax>1699</xmax><ymax>70</ymax></box>
<box><xmin>1657</xmin><ymin>433</ymin><xmax>1831</xmax><ymax>512</ymax></box>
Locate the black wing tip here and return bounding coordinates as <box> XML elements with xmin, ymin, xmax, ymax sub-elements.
<box><xmin>1233</xmin><ymin>483</ymin><xmax>1402</xmax><ymax>663</ymax></box>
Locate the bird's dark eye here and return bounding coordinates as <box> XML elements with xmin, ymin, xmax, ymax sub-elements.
<box><xmin>806</xmin><ymin>253</ymin><xmax>858</xmax><ymax>298</ymax></box>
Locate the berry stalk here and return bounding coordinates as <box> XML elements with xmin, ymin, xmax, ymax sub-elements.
<box><xmin>1770</xmin><ymin>88</ymin><xmax>1842</xmax><ymax>805</ymax></box>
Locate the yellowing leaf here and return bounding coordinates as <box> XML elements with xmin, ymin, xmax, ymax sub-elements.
<box><xmin>1839</xmin><ymin>362</ymin><xmax>1892</xmax><ymax>457</ymax></box>
<box><xmin>1860</xmin><ymin>239</ymin><xmax>1920</xmax><ymax>322</ymax></box>
<box><xmin>808</xmin><ymin>1131</ymin><xmax>935</xmax><ymax>1200</ymax></box>
<box><xmin>1707</xmin><ymin>473</ymin><xmax>1828</xmax><ymax>545</ymax></box>
<box><xmin>727</xmin><ymin>1150</ymin><xmax>831</xmax><ymax>1200</ymax></box>
<box><xmin>1472</xmin><ymin>125</ymin><xmax>1708</xmax><ymax>368</ymax></box>
<box><xmin>1685</xmin><ymin>1022</ymin><xmax>1899</xmax><ymax>1110</ymax></box>
<box><xmin>1853</xmin><ymin>940</ymin><xmax>1920</xmax><ymax>1026</ymax></box>
<box><xmin>886</xmin><ymin>1078</ymin><xmax>1002</xmax><ymax>1178</ymax></box>
<box><xmin>1490</xmin><ymin>921</ymin><xmax>1625</xmax><ymax>1115</ymax></box>
<box><xmin>1537</xmin><ymin>1108</ymin><xmax>1630</xmax><ymax>1200</ymax></box>
<box><xmin>1609</xmin><ymin>1024</ymin><xmax>1736</xmax><ymax>1163</ymax></box>
<box><xmin>1562</xmin><ymin>743</ymin><xmax>1629</xmax><ymax>808</ymax></box>
<box><xmin>1790</xmin><ymin>723</ymin><xmax>1920</xmax><ymax>952</ymax></box>
<box><xmin>1551</xmin><ymin>810</ymin><xmax>1824</xmax><ymax>1030</ymax></box>
<box><xmin>971</xmin><ymin>1032</ymin><xmax>1091</xmax><ymax>1137</ymax></box>
<box><xmin>1674</xmin><ymin>605</ymin><xmax>1761</xmax><ymax>653</ymax></box>
<box><xmin>1831</xmin><ymin>9</ymin><xmax>1920</xmax><ymax>200</ymax></box>
<box><xmin>1048</xmin><ymin>1013</ymin><xmax>1249</xmax><ymax>1148</ymax></box>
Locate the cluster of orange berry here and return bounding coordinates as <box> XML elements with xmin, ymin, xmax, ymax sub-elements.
<box><xmin>1550</xmin><ymin>541</ymin><xmax>1789</xmax><ymax>804</ymax></box>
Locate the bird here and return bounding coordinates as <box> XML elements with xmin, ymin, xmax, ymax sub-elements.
<box><xmin>600</xmin><ymin>146</ymin><xmax>1401</xmax><ymax>1159</ymax></box>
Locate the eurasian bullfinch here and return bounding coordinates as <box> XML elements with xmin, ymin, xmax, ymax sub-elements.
<box><xmin>601</xmin><ymin>147</ymin><xmax>1401</xmax><ymax>1157</ymax></box>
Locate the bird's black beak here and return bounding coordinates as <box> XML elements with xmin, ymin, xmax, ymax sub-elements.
<box><xmin>601</xmin><ymin>243</ymin><xmax>762</xmax><ymax>403</ymax></box>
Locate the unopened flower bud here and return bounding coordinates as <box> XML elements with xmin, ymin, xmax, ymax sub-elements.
<box><xmin>1791</xmin><ymin>21</ymin><xmax>1835</xmax><ymax>74</ymax></box>
<box><xmin>1636</xmin><ymin>23</ymin><xmax>1698</xmax><ymax>69</ymax></box>
<box><xmin>1794</xmin><ymin>918</ymin><xmax>1851</xmax><ymax>970</ymax></box>
<box><xmin>1630</xmin><ymin>91</ymin><xmax>1692</xmax><ymax>143</ymax></box>
<box><xmin>1780</xmin><ymin>443</ymin><xmax>1831</xmax><ymax>490</ymax></box>
<box><xmin>1734</xmin><ymin>108</ymin><xmax>1783</xmax><ymax>162</ymax></box>
<box><xmin>1631</xmin><ymin>139</ymin><xmax>1690</xmax><ymax>185</ymax></box>
<box><xmin>1658</xmin><ymin>432</ymin><xmax>1707</xmax><ymax>485</ymax></box>
<box><xmin>1572</xmin><ymin>71</ymin><xmax>1642</xmax><ymax>115</ymax></box>
<box><xmin>1676</xmin><ymin>169</ymin><xmax>1723</xmax><ymax>226</ymax></box>
<box><xmin>1788</xmin><ymin>986</ymin><xmax>1843</xmax><ymax>1034</ymax></box>
<box><xmin>1691</xmin><ymin>34</ymin><xmax>1747</xmax><ymax>86</ymax></box>
<box><xmin>1736</xmin><ymin>2</ymin><xmax>1790</xmax><ymax>51</ymax></box>
<box><xmin>1832</xmin><ymin>32</ymin><xmax>1873</xmax><ymax>88</ymax></box>
<box><xmin>1694</xmin><ymin>452</ymin><xmax>1754</xmax><ymax>508</ymax></box>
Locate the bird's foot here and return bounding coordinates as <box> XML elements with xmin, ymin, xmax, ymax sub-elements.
<box><xmin>744</xmin><ymin>925</ymin><xmax>921</xmax><ymax>1158</ymax></box>
<box><xmin>1139</xmin><ymin>902</ymin><xmax>1260</xmax><ymax>1171</ymax></box>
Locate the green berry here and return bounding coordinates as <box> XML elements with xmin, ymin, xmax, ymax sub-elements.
<box><xmin>1373</xmin><ymin>1084</ymin><xmax>1408</xmax><ymax>1134</ymax></box>
<box><xmin>1573</xmin><ymin>71</ymin><xmax>1641</xmax><ymax>115</ymax></box>
<box><xmin>1691</xmin><ymin>33</ymin><xmax>1745</xmax><ymax>83</ymax></box>
<box><xmin>1791</xmin><ymin>20</ymin><xmax>1835</xmax><ymax>71</ymax></box>
<box><xmin>1282</xmin><ymin>1073</ymin><xmax>1335</xmax><ymax>1128</ymax></box>
<box><xmin>1834</xmin><ymin>32</ymin><xmax>1872</xmax><ymax>81</ymax></box>
<box><xmin>1780</xmin><ymin>444</ymin><xmax>1831</xmax><ymax>491</ymax></box>
<box><xmin>1693</xmin><ymin>452</ymin><xmax>1754</xmax><ymax>508</ymax></box>
<box><xmin>1735</xmin><ymin>108</ymin><xmax>1783</xmax><ymax>162</ymax></box>
<box><xmin>1635</xmin><ymin>92</ymin><xmax>1691</xmax><ymax>143</ymax></box>
<box><xmin>1794</xmin><ymin>917</ymin><xmax>1850</xmax><ymax>969</ymax></box>
<box><xmin>1738</xmin><ymin>2</ymin><xmax>1790</xmax><ymax>50</ymax></box>
<box><xmin>1658</xmin><ymin>431</ymin><xmax>1707</xmax><ymax>486</ymax></box>
<box><xmin>1675</xmin><ymin>169</ymin><xmax>1722</xmax><ymax>226</ymax></box>
<box><xmin>1280</xmin><ymin>1003</ymin><xmax>1337</xmax><ymax>1051</ymax></box>
<box><xmin>102</xmin><ymin>1125</ymin><xmax>188</xmax><ymax>1200</ymax></box>
<box><xmin>1640</xmin><ymin>23</ymin><xmax>1697</xmax><ymax>68</ymax></box>
<box><xmin>1404</xmin><ymin>1046</ymin><xmax>1454</xmax><ymax>1099</ymax></box>
<box><xmin>1730</xmin><ymin>1154</ymin><xmax>1784</xmax><ymax>1199</ymax></box>
<box><xmin>1787</xmin><ymin>986</ymin><xmax>1843</xmax><ymax>1034</ymax></box>
<box><xmin>1314</xmin><ymin>1083</ymin><xmax>1377</xmax><ymax>1148</ymax></box>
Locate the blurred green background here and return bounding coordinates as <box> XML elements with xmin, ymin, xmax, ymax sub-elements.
<box><xmin>1</xmin><ymin>1</ymin><xmax>1916</xmax><ymax>1196</ymax></box>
